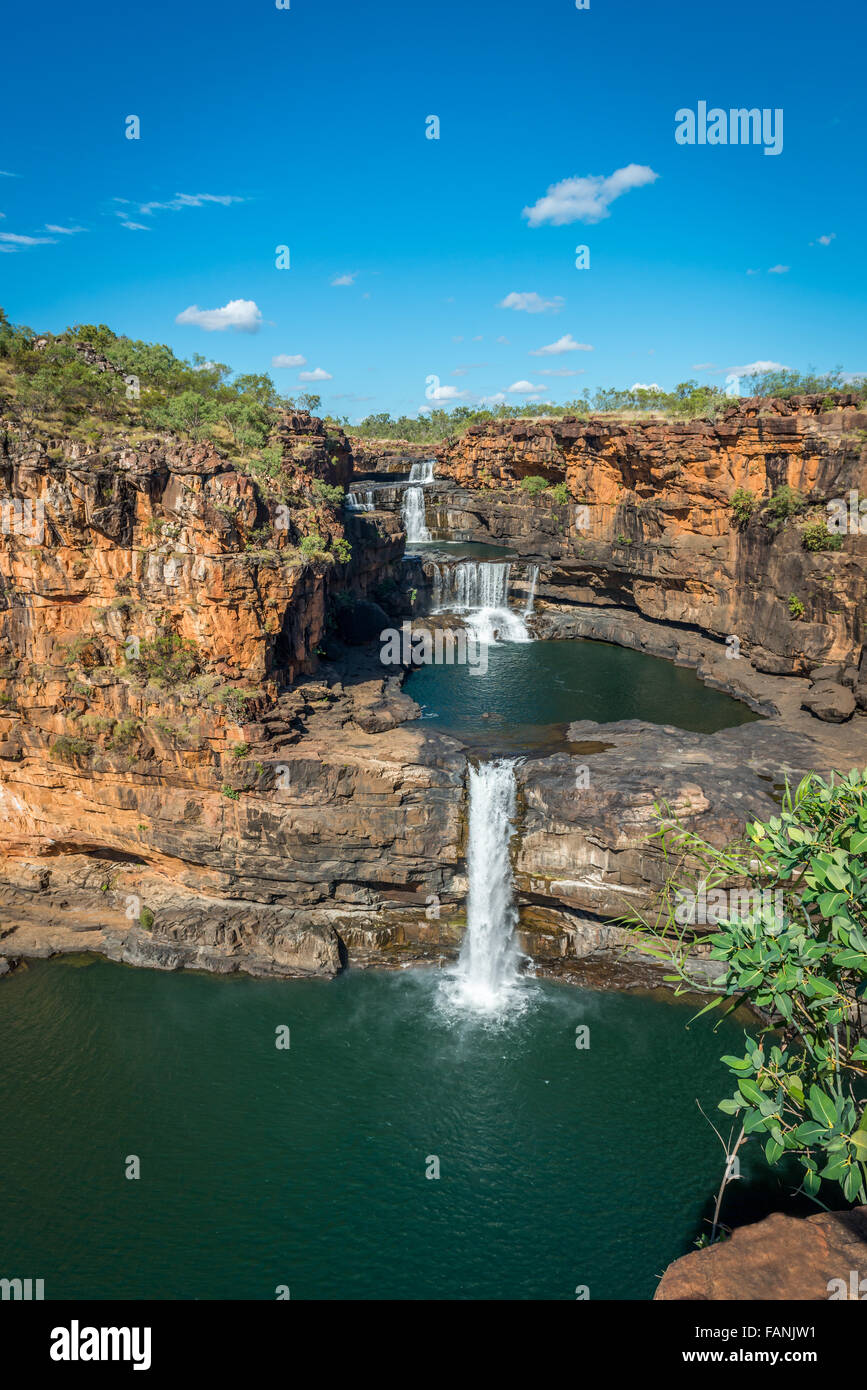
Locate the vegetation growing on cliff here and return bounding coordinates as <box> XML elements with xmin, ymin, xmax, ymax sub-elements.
<box><xmin>625</xmin><ymin>770</ymin><xmax>867</xmax><ymax>1238</ymax></box>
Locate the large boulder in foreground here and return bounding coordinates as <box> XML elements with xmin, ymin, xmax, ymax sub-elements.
<box><xmin>654</xmin><ymin>1206</ymin><xmax>867</xmax><ymax>1300</ymax></box>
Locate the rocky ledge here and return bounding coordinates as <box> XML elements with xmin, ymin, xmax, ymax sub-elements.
<box><xmin>655</xmin><ymin>1205</ymin><xmax>867</xmax><ymax>1300</ymax></box>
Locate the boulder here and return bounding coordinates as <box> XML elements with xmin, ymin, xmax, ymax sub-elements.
<box><xmin>655</xmin><ymin>1206</ymin><xmax>867</xmax><ymax>1300</ymax></box>
<box><xmin>802</xmin><ymin>681</ymin><xmax>856</xmax><ymax>723</ymax></box>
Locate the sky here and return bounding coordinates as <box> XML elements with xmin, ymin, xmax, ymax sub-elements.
<box><xmin>2</xmin><ymin>0</ymin><xmax>865</xmax><ymax>421</ymax></box>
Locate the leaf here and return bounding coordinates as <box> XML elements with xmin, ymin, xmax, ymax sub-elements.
<box><xmin>817</xmin><ymin>890</ymin><xmax>847</xmax><ymax>917</ymax></box>
<box><xmin>850</xmin><ymin>1132</ymin><xmax>867</xmax><ymax>1160</ymax></box>
<box><xmin>765</xmin><ymin>1137</ymin><xmax>784</xmax><ymax>1164</ymax></box>
<box><xmin>738</xmin><ymin>1078</ymin><xmax>765</xmax><ymax>1106</ymax></box>
<box><xmin>721</xmin><ymin>1054</ymin><xmax>753</xmax><ymax>1072</ymax></box>
<box><xmin>794</xmin><ymin>1121</ymin><xmax>826</xmax><ymax>1144</ymax></box>
<box><xmin>802</xmin><ymin>1168</ymin><xmax>821</xmax><ymax>1196</ymax></box>
<box><xmin>808</xmin><ymin>1086</ymin><xmax>838</xmax><ymax>1128</ymax></box>
<box><xmin>843</xmin><ymin>1166</ymin><xmax>862</xmax><ymax>1202</ymax></box>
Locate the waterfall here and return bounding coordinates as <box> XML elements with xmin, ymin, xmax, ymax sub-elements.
<box><xmin>523</xmin><ymin>564</ymin><xmax>539</xmax><ymax>616</ymax></box>
<box><xmin>408</xmin><ymin>459</ymin><xmax>435</xmax><ymax>484</ymax></box>
<box><xmin>402</xmin><ymin>486</ymin><xmax>430</xmax><ymax>542</ymax></box>
<box><xmin>441</xmin><ymin>760</ymin><xmax>523</xmax><ymax>1014</ymax></box>
<box><xmin>346</xmin><ymin>489</ymin><xmax>374</xmax><ymax>512</ymax></box>
<box><xmin>432</xmin><ymin>561</ymin><xmax>530</xmax><ymax>642</ymax></box>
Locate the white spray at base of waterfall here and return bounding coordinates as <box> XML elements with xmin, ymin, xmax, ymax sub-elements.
<box><xmin>431</xmin><ymin>561</ymin><xmax>532</xmax><ymax>642</ymax></box>
<box><xmin>438</xmin><ymin>759</ymin><xmax>529</xmax><ymax>1018</ymax></box>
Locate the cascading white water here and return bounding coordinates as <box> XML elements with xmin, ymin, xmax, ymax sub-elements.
<box><xmin>408</xmin><ymin>459</ymin><xmax>435</xmax><ymax>484</ymax></box>
<box><xmin>346</xmin><ymin>489</ymin><xmax>375</xmax><ymax>512</ymax></box>
<box><xmin>402</xmin><ymin>459</ymin><xmax>435</xmax><ymax>541</ymax></box>
<box><xmin>441</xmin><ymin>759</ymin><xmax>523</xmax><ymax>1014</ymax></box>
<box><xmin>402</xmin><ymin>486</ymin><xmax>430</xmax><ymax>542</ymax></box>
<box><xmin>432</xmin><ymin>561</ymin><xmax>530</xmax><ymax>642</ymax></box>
<box><xmin>523</xmin><ymin>564</ymin><xmax>539</xmax><ymax>617</ymax></box>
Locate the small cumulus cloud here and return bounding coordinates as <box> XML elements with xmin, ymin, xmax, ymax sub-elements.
<box><xmin>497</xmin><ymin>336</ymin><xmax>510</xmax><ymax>344</ymax></box>
<box><xmin>175</xmin><ymin>299</ymin><xmax>263</xmax><ymax>333</ymax></box>
<box><xmin>499</xmin><ymin>291</ymin><xmax>564</xmax><ymax>314</ymax></box>
<box><xmin>299</xmin><ymin>367</ymin><xmax>333</xmax><ymax>382</ymax></box>
<box><xmin>272</xmin><ymin>354</ymin><xmax>307</xmax><ymax>368</ymax></box>
<box><xmin>331</xmin><ymin>273</ymin><xmax>356</xmax><ymax>286</ymax></box>
<box><xmin>523</xmin><ymin>164</ymin><xmax>659</xmax><ymax>227</ymax></box>
<box><xmin>506</xmin><ymin>380</ymin><xmax>548</xmax><ymax>393</ymax></box>
<box><xmin>811</xmin><ymin>233</ymin><xmax>836</xmax><ymax>246</ymax></box>
<box><xmin>140</xmin><ymin>193</ymin><xmax>244</xmax><ymax>215</ymax></box>
<box><xmin>530</xmin><ymin>333</ymin><xmax>593</xmax><ymax>356</ymax></box>
<box><xmin>630</xmin><ymin>382</ymin><xmax>662</xmax><ymax>391</ymax></box>
<box><xmin>426</xmin><ymin>384</ymin><xmax>469</xmax><ymax>401</ymax></box>
<box><xmin>479</xmin><ymin>393</ymin><xmax>507</xmax><ymax>406</ymax></box>
<box><xmin>728</xmin><ymin>360</ymin><xmax>789</xmax><ymax>375</ymax></box>
<box><xmin>45</xmin><ymin>224</ymin><xmax>86</xmax><ymax>235</ymax></box>
<box><xmin>768</xmin><ymin>264</ymin><xmax>790</xmax><ymax>274</ymax></box>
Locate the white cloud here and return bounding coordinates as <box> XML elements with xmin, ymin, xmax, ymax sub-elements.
<box><xmin>331</xmin><ymin>273</ymin><xmax>356</xmax><ymax>286</ymax></box>
<box><xmin>630</xmin><ymin>382</ymin><xmax>662</xmax><ymax>391</ymax></box>
<box><xmin>175</xmin><ymin>299</ymin><xmax>263</xmax><ymax>332</ymax></box>
<box><xmin>768</xmin><ymin>264</ymin><xmax>789</xmax><ymax>274</ymax></box>
<box><xmin>506</xmin><ymin>380</ymin><xmax>548</xmax><ymax>393</ymax></box>
<box><xmin>139</xmin><ymin>193</ymin><xmax>244</xmax><ymax>215</ymax></box>
<box><xmin>538</xmin><ymin>368</ymin><xmax>585</xmax><ymax>377</ymax></box>
<box><xmin>746</xmin><ymin>268</ymin><xmax>760</xmax><ymax>275</ymax></box>
<box><xmin>479</xmin><ymin>393</ymin><xmax>507</xmax><ymax>406</ymax></box>
<box><xmin>299</xmin><ymin>367</ymin><xmax>333</xmax><ymax>382</ymax></box>
<box><xmin>0</xmin><ymin>170</ymin><xmax>20</xmax><ymax>178</ymax></box>
<box><xmin>691</xmin><ymin>362</ymin><xmax>717</xmax><ymax>371</ymax></box>
<box><xmin>496</xmin><ymin>335</ymin><xmax>510</xmax><ymax>344</ymax></box>
<box><xmin>523</xmin><ymin>164</ymin><xmax>659</xmax><ymax>227</ymax></box>
<box><xmin>530</xmin><ymin>333</ymin><xmax>593</xmax><ymax>356</ymax></box>
<box><xmin>0</xmin><ymin>231</ymin><xmax>56</xmax><ymax>245</ymax></box>
<box><xmin>272</xmin><ymin>353</ymin><xmax>307</xmax><ymax>368</ymax></box>
<box><xmin>45</xmin><ymin>223</ymin><xmax>86</xmax><ymax>235</ymax></box>
<box><xmin>728</xmin><ymin>360</ymin><xmax>789</xmax><ymax>375</ymax></box>
<box><xmin>426</xmin><ymin>384</ymin><xmax>469</xmax><ymax>401</ymax></box>
<box><xmin>120</xmin><ymin>221</ymin><xmax>150</xmax><ymax>231</ymax></box>
<box><xmin>499</xmin><ymin>291</ymin><xmax>564</xmax><ymax>314</ymax></box>
<box><xmin>812</xmin><ymin>233</ymin><xmax>836</xmax><ymax>246</ymax></box>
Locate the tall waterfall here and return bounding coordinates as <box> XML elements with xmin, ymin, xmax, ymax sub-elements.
<box><xmin>442</xmin><ymin>760</ymin><xmax>522</xmax><ymax>1014</ymax></box>
<box><xmin>432</xmin><ymin>561</ymin><xmax>531</xmax><ymax>642</ymax></box>
<box><xmin>402</xmin><ymin>486</ymin><xmax>430</xmax><ymax>542</ymax></box>
<box><xmin>523</xmin><ymin>564</ymin><xmax>539</xmax><ymax>617</ymax></box>
<box><xmin>402</xmin><ymin>459</ymin><xmax>434</xmax><ymax>542</ymax></box>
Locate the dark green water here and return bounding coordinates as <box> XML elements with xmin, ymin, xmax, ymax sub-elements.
<box><xmin>406</xmin><ymin>637</ymin><xmax>758</xmax><ymax>753</ymax></box>
<box><xmin>409</xmin><ymin>540</ymin><xmax>517</xmax><ymax>560</ymax></box>
<box><xmin>0</xmin><ymin>956</ymin><xmax>780</xmax><ymax>1301</ymax></box>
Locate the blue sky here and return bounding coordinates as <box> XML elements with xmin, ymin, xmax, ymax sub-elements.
<box><xmin>2</xmin><ymin>0</ymin><xmax>864</xmax><ymax>420</ymax></box>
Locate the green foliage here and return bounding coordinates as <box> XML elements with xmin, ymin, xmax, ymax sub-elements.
<box><xmin>331</xmin><ymin>537</ymin><xmax>352</xmax><ymax>563</ymax></box>
<box><xmin>625</xmin><ymin>769</ymin><xmax>867</xmax><ymax>1214</ymax></box>
<box><xmin>50</xmin><ymin>735</ymin><xmax>93</xmax><ymax>763</ymax></box>
<box><xmin>739</xmin><ymin>366</ymin><xmax>867</xmax><ymax>402</ymax></box>
<box><xmin>549</xmin><ymin>482</ymin><xmax>570</xmax><ymax>505</ymax></box>
<box><xmin>221</xmin><ymin>784</ymin><xmax>240</xmax><ymax>801</ymax></box>
<box><xmin>730</xmin><ymin>488</ymin><xmax>757</xmax><ymax>525</ymax></box>
<box><xmin>312</xmin><ymin>480</ymin><xmax>346</xmax><ymax>508</ymax></box>
<box><xmin>300</xmin><ymin>533</ymin><xmax>326</xmax><ymax>557</ymax></box>
<box><xmin>764</xmin><ymin>485</ymin><xmax>807</xmax><ymax>532</ymax></box>
<box><xmin>139</xmin><ymin>906</ymin><xmax>155</xmax><ymax>931</ymax></box>
<box><xmin>126</xmin><ymin>632</ymin><xmax>200</xmax><ymax>687</ymax></box>
<box><xmin>519</xmin><ymin>475</ymin><xmax>549</xmax><ymax>497</ymax></box>
<box><xmin>802</xmin><ymin>520</ymin><xmax>844</xmax><ymax>552</ymax></box>
<box><xmin>787</xmin><ymin>593</ymin><xmax>806</xmax><ymax>619</ymax></box>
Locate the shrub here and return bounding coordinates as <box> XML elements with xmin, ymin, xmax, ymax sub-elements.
<box><xmin>331</xmin><ymin>538</ymin><xmax>352</xmax><ymax>563</ymax></box>
<box><xmin>802</xmin><ymin>520</ymin><xmax>844</xmax><ymax>552</ymax></box>
<box><xmin>519</xmin><ymin>475</ymin><xmax>549</xmax><ymax>497</ymax></box>
<box><xmin>300</xmin><ymin>534</ymin><xmax>326</xmax><ymax>557</ymax></box>
<box><xmin>312</xmin><ymin>480</ymin><xmax>345</xmax><ymax>508</ymax></box>
<box><xmin>625</xmin><ymin>770</ymin><xmax>867</xmax><ymax>1237</ymax></box>
<box><xmin>550</xmin><ymin>482</ymin><xmax>570</xmax><ymax>505</ymax></box>
<box><xmin>730</xmin><ymin>488</ymin><xmax>757</xmax><ymax>525</ymax></box>
<box><xmin>787</xmin><ymin>593</ymin><xmax>806</xmax><ymax>619</ymax></box>
<box><xmin>139</xmin><ymin>906</ymin><xmax>155</xmax><ymax>931</ymax></box>
<box><xmin>126</xmin><ymin>632</ymin><xmax>199</xmax><ymax>687</ymax></box>
<box><xmin>50</xmin><ymin>736</ymin><xmax>93</xmax><ymax>763</ymax></box>
<box><xmin>764</xmin><ymin>485</ymin><xmax>806</xmax><ymax>532</ymax></box>
<box><xmin>221</xmin><ymin>784</ymin><xmax>240</xmax><ymax>800</ymax></box>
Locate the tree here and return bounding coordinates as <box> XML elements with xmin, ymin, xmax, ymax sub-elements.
<box><xmin>623</xmin><ymin>769</ymin><xmax>867</xmax><ymax>1238</ymax></box>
